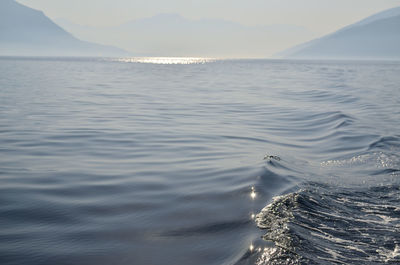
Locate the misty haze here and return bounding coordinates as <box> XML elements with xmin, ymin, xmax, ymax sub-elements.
<box><xmin>1</xmin><ymin>0</ymin><xmax>400</xmax><ymax>58</ymax></box>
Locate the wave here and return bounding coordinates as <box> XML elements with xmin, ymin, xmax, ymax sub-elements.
<box><xmin>233</xmin><ymin>133</ymin><xmax>400</xmax><ymax>265</ymax></box>
<box><xmin>252</xmin><ymin>183</ymin><xmax>400</xmax><ymax>264</ymax></box>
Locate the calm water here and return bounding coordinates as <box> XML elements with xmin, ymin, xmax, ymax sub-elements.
<box><xmin>0</xmin><ymin>57</ymin><xmax>399</xmax><ymax>265</ymax></box>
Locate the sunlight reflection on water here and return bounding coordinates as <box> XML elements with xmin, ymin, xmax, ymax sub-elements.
<box><xmin>116</xmin><ymin>57</ymin><xmax>217</xmax><ymax>64</ymax></box>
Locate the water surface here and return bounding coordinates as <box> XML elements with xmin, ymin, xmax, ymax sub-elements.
<box><xmin>0</xmin><ymin>57</ymin><xmax>399</xmax><ymax>264</ymax></box>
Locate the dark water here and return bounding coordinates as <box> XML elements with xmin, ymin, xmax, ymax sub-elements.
<box><xmin>0</xmin><ymin>57</ymin><xmax>399</xmax><ymax>265</ymax></box>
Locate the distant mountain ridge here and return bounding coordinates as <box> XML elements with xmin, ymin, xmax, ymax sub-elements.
<box><xmin>354</xmin><ymin>6</ymin><xmax>400</xmax><ymax>27</ymax></box>
<box><xmin>0</xmin><ymin>0</ymin><xmax>129</xmax><ymax>57</ymax></box>
<box><xmin>279</xmin><ymin>7</ymin><xmax>400</xmax><ymax>60</ymax></box>
<box><xmin>56</xmin><ymin>13</ymin><xmax>316</xmax><ymax>58</ymax></box>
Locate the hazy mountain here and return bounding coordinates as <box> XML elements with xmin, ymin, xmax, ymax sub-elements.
<box><xmin>279</xmin><ymin>7</ymin><xmax>400</xmax><ymax>60</ymax></box>
<box><xmin>353</xmin><ymin>6</ymin><xmax>400</xmax><ymax>27</ymax></box>
<box><xmin>56</xmin><ymin>13</ymin><xmax>316</xmax><ymax>58</ymax></box>
<box><xmin>0</xmin><ymin>0</ymin><xmax>129</xmax><ymax>57</ymax></box>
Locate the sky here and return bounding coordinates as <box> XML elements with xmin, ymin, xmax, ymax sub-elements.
<box><xmin>17</xmin><ymin>0</ymin><xmax>400</xmax><ymax>34</ymax></box>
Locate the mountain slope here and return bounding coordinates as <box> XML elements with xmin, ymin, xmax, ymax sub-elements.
<box><xmin>0</xmin><ymin>0</ymin><xmax>129</xmax><ymax>57</ymax></box>
<box><xmin>354</xmin><ymin>6</ymin><xmax>400</xmax><ymax>27</ymax></box>
<box><xmin>279</xmin><ymin>7</ymin><xmax>400</xmax><ymax>60</ymax></box>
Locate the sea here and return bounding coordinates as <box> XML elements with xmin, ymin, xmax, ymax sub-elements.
<box><xmin>0</xmin><ymin>57</ymin><xmax>399</xmax><ymax>265</ymax></box>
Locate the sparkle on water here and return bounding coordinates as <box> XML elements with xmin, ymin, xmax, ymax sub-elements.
<box><xmin>250</xmin><ymin>186</ymin><xmax>257</xmax><ymax>200</ymax></box>
<box><xmin>116</xmin><ymin>57</ymin><xmax>216</xmax><ymax>65</ymax></box>
<box><xmin>249</xmin><ymin>244</ymin><xmax>255</xmax><ymax>252</ymax></box>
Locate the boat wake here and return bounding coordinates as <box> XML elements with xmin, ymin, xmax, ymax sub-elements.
<box><xmin>254</xmin><ymin>182</ymin><xmax>400</xmax><ymax>264</ymax></box>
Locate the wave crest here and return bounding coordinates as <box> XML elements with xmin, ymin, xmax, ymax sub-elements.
<box><xmin>254</xmin><ymin>183</ymin><xmax>400</xmax><ymax>264</ymax></box>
